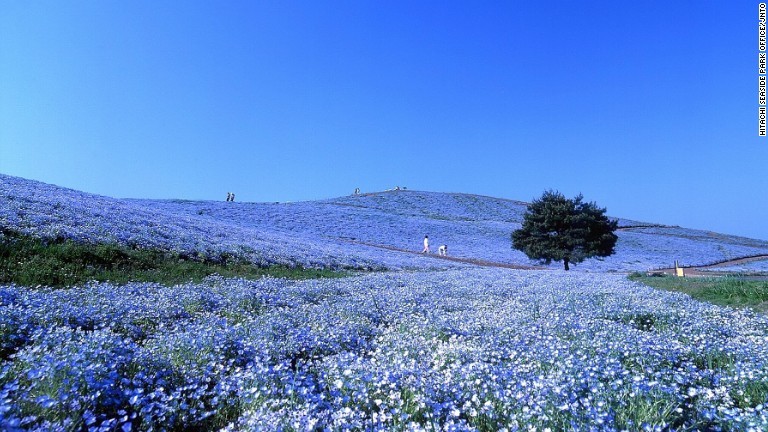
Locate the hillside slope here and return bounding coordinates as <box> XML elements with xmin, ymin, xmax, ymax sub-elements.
<box><xmin>0</xmin><ymin>175</ymin><xmax>436</xmax><ymax>270</ymax></box>
<box><xmin>134</xmin><ymin>189</ymin><xmax>768</xmax><ymax>272</ymax></box>
<box><xmin>3</xmin><ymin>174</ymin><xmax>768</xmax><ymax>272</ymax></box>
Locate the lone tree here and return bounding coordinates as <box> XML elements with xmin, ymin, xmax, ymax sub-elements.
<box><xmin>512</xmin><ymin>190</ymin><xmax>618</xmax><ymax>270</ymax></box>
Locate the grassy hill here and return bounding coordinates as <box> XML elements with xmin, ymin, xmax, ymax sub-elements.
<box><xmin>3</xmin><ymin>173</ymin><xmax>768</xmax><ymax>273</ymax></box>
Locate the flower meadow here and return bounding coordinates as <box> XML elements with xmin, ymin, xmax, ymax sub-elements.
<box><xmin>0</xmin><ymin>175</ymin><xmax>443</xmax><ymax>271</ymax></box>
<box><xmin>135</xmin><ymin>192</ymin><xmax>768</xmax><ymax>272</ymax></box>
<box><xmin>4</xmin><ymin>174</ymin><xmax>768</xmax><ymax>272</ymax></box>
<box><xmin>3</xmin><ymin>269</ymin><xmax>768</xmax><ymax>431</ymax></box>
<box><xmin>5</xmin><ymin>173</ymin><xmax>768</xmax><ymax>431</ymax></box>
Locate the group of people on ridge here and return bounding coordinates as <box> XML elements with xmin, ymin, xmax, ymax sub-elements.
<box><xmin>225</xmin><ymin>192</ymin><xmax>236</xmax><ymax>202</ymax></box>
<box><xmin>422</xmin><ymin>235</ymin><xmax>447</xmax><ymax>256</ymax></box>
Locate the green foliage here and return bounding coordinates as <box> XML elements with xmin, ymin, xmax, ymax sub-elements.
<box><xmin>609</xmin><ymin>312</ymin><xmax>662</xmax><ymax>332</ymax></box>
<box><xmin>611</xmin><ymin>389</ymin><xmax>679</xmax><ymax>431</ymax></box>
<box><xmin>731</xmin><ymin>380</ymin><xmax>768</xmax><ymax>409</ymax></box>
<box><xmin>0</xmin><ymin>231</ymin><xmax>346</xmax><ymax>288</ymax></box>
<box><xmin>629</xmin><ymin>274</ymin><xmax>768</xmax><ymax>313</ymax></box>
<box><xmin>691</xmin><ymin>349</ymin><xmax>735</xmax><ymax>372</ymax></box>
<box><xmin>512</xmin><ymin>190</ymin><xmax>618</xmax><ymax>270</ymax></box>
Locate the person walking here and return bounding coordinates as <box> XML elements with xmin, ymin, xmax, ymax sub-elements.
<box><xmin>422</xmin><ymin>235</ymin><xmax>430</xmax><ymax>253</ymax></box>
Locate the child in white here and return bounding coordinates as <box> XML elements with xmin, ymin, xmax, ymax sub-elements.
<box><xmin>422</xmin><ymin>235</ymin><xmax>430</xmax><ymax>253</ymax></box>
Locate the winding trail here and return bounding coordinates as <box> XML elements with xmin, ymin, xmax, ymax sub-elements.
<box><xmin>343</xmin><ymin>238</ymin><xmax>768</xmax><ymax>274</ymax></box>
<box><xmin>616</xmin><ymin>224</ymin><xmax>675</xmax><ymax>230</ymax></box>
<box><xmin>654</xmin><ymin>254</ymin><xmax>768</xmax><ymax>276</ymax></box>
<box><xmin>346</xmin><ymin>240</ymin><xmax>545</xmax><ymax>270</ymax></box>
<box><xmin>698</xmin><ymin>254</ymin><xmax>768</xmax><ymax>268</ymax></box>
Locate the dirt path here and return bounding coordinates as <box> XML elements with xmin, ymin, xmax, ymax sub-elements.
<box><xmin>616</xmin><ymin>224</ymin><xmax>673</xmax><ymax>230</ymax></box>
<box><xmin>347</xmin><ymin>240</ymin><xmax>545</xmax><ymax>270</ymax></box>
<box><xmin>347</xmin><ymin>239</ymin><xmax>768</xmax><ymax>274</ymax></box>
<box><xmin>700</xmin><ymin>255</ymin><xmax>768</xmax><ymax>268</ymax></box>
<box><xmin>654</xmin><ymin>254</ymin><xmax>768</xmax><ymax>276</ymax></box>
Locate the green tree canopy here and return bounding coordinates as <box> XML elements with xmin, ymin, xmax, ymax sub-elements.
<box><xmin>512</xmin><ymin>190</ymin><xmax>618</xmax><ymax>270</ymax></box>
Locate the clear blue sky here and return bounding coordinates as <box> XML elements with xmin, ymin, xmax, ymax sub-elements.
<box><xmin>1</xmin><ymin>1</ymin><xmax>767</xmax><ymax>240</ymax></box>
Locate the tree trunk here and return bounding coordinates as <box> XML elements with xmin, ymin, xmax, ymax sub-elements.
<box><xmin>563</xmin><ymin>257</ymin><xmax>570</xmax><ymax>271</ymax></box>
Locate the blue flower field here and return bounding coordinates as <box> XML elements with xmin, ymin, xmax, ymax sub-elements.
<box><xmin>3</xmin><ymin>174</ymin><xmax>768</xmax><ymax>431</ymax></box>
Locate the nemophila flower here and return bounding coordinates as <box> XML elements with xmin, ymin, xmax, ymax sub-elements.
<box><xmin>0</xmin><ymin>174</ymin><xmax>441</xmax><ymax>271</ymax></box>
<box><xmin>4</xmin><ymin>174</ymin><xmax>768</xmax><ymax>272</ymax></box>
<box><xmin>6</xmin><ymin>174</ymin><xmax>768</xmax><ymax>429</ymax></box>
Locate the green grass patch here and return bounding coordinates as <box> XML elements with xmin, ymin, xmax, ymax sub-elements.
<box><xmin>0</xmin><ymin>231</ymin><xmax>347</xmax><ymax>288</ymax></box>
<box><xmin>611</xmin><ymin>389</ymin><xmax>680</xmax><ymax>431</ymax></box>
<box><xmin>731</xmin><ymin>380</ymin><xmax>768</xmax><ymax>409</ymax></box>
<box><xmin>629</xmin><ymin>273</ymin><xmax>768</xmax><ymax>313</ymax></box>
